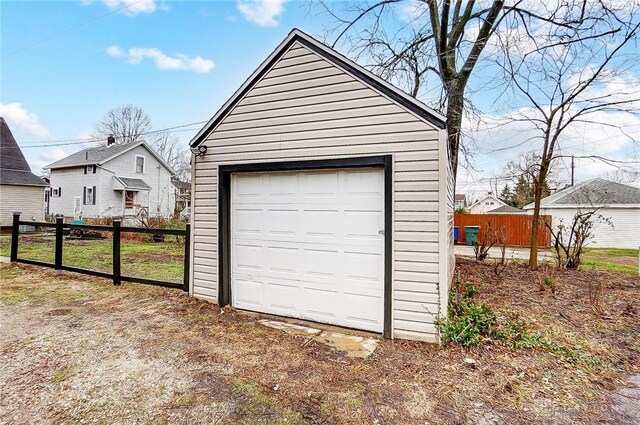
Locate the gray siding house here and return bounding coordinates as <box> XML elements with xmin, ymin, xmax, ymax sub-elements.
<box><xmin>45</xmin><ymin>140</ymin><xmax>176</xmax><ymax>220</ymax></box>
<box><xmin>188</xmin><ymin>29</ymin><xmax>453</xmax><ymax>343</ymax></box>
<box><xmin>0</xmin><ymin>117</ymin><xmax>47</xmax><ymax>226</ymax></box>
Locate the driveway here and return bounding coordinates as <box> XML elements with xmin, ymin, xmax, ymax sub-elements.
<box><xmin>454</xmin><ymin>244</ymin><xmax>555</xmax><ymax>262</ymax></box>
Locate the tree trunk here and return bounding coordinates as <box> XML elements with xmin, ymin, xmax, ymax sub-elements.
<box><xmin>528</xmin><ymin>173</ymin><xmax>546</xmax><ymax>269</ymax></box>
<box><xmin>445</xmin><ymin>82</ymin><xmax>464</xmax><ymax>186</ymax></box>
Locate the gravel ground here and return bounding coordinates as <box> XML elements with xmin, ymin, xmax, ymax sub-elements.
<box><xmin>1</xmin><ymin>261</ymin><xmax>638</xmax><ymax>424</ymax></box>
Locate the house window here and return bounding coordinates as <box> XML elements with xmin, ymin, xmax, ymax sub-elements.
<box><xmin>84</xmin><ymin>186</ymin><xmax>96</xmax><ymax>205</ymax></box>
<box><xmin>84</xmin><ymin>165</ymin><xmax>96</xmax><ymax>174</ymax></box>
<box><xmin>51</xmin><ymin>187</ymin><xmax>61</xmax><ymax>197</ymax></box>
<box><xmin>125</xmin><ymin>191</ymin><xmax>135</xmax><ymax>209</ymax></box>
<box><xmin>135</xmin><ymin>155</ymin><xmax>145</xmax><ymax>173</ymax></box>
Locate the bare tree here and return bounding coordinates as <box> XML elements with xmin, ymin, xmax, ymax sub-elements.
<box><xmin>320</xmin><ymin>0</ymin><xmax>515</xmax><ymax>185</ymax></box>
<box><xmin>94</xmin><ymin>105</ymin><xmax>191</xmax><ymax>181</ymax></box>
<box><xmin>94</xmin><ymin>104</ymin><xmax>153</xmax><ymax>145</ymax></box>
<box><xmin>320</xmin><ymin>0</ymin><xmax>640</xmax><ymax>195</ymax></box>
<box><xmin>493</xmin><ymin>3</ymin><xmax>640</xmax><ymax>269</ymax></box>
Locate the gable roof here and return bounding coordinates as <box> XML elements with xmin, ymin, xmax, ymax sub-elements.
<box><xmin>0</xmin><ymin>117</ymin><xmax>47</xmax><ymax>187</ymax></box>
<box><xmin>44</xmin><ymin>141</ymin><xmax>175</xmax><ymax>174</ymax></box>
<box><xmin>523</xmin><ymin>178</ymin><xmax>640</xmax><ymax>209</ymax></box>
<box><xmin>488</xmin><ymin>205</ymin><xmax>526</xmax><ymax>214</ymax></box>
<box><xmin>190</xmin><ymin>28</ymin><xmax>446</xmax><ymax>148</ymax></box>
<box><xmin>468</xmin><ymin>195</ymin><xmax>507</xmax><ymax>210</ymax></box>
<box><xmin>114</xmin><ymin>176</ymin><xmax>151</xmax><ymax>190</ymax></box>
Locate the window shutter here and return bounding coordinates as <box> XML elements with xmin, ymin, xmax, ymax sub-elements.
<box><xmin>58</xmin><ymin>187</ymin><xmax>62</xmax><ymax>197</ymax></box>
<box><xmin>93</xmin><ymin>165</ymin><xmax>96</xmax><ymax>174</ymax></box>
<box><xmin>83</xmin><ymin>187</ymin><xmax>87</xmax><ymax>205</ymax></box>
<box><xmin>84</xmin><ymin>167</ymin><xmax>87</xmax><ymax>174</ymax></box>
<box><xmin>92</xmin><ymin>186</ymin><xmax>96</xmax><ymax>205</ymax></box>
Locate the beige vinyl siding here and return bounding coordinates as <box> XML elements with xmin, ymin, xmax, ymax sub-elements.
<box><xmin>192</xmin><ymin>41</ymin><xmax>445</xmax><ymax>341</ymax></box>
<box><xmin>0</xmin><ymin>185</ymin><xmax>44</xmax><ymax>226</ymax></box>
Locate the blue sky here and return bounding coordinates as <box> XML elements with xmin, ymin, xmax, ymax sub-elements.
<box><xmin>2</xmin><ymin>0</ymin><xmax>638</xmax><ymax>195</ymax></box>
<box><xmin>2</xmin><ymin>0</ymin><xmax>325</xmax><ymax>170</ymax></box>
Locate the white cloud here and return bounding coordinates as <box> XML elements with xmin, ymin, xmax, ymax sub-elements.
<box><xmin>237</xmin><ymin>0</ymin><xmax>286</xmax><ymax>27</ymax></box>
<box><xmin>82</xmin><ymin>0</ymin><xmax>163</xmax><ymax>16</ymax></box>
<box><xmin>42</xmin><ymin>148</ymin><xmax>69</xmax><ymax>162</ymax></box>
<box><xmin>106</xmin><ymin>45</ymin><xmax>215</xmax><ymax>73</ymax></box>
<box><xmin>0</xmin><ymin>103</ymin><xmax>52</xmax><ymax>139</ymax></box>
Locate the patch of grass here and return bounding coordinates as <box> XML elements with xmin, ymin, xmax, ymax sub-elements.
<box><xmin>0</xmin><ymin>286</ymin><xmax>38</xmax><ymax>305</ymax></box>
<box><xmin>579</xmin><ymin>258</ymin><xmax>636</xmax><ymax>273</ymax></box>
<box><xmin>50</xmin><ymin>366</ymin><xmax>74</xmax><ymax>383</ymax></box>
<box><xmin>0</xmin><ymin>235</ymin><xmax>184</xmax><ymax>282</ymax></box>
<box><xmin>579</xmin><ymin>248</ymin><xmax>638</xmax><ymax>274</ymax></box>
<box><xmin>233</xmin><ymin>380</ymin><xmax>300</xmax><ymax>423</ymax></box>
<box><xmin>173</xmin><ymin>393</ymin><xmax>194</xmax><ymax>406</ymax></box>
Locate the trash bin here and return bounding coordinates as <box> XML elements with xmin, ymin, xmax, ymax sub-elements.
<box><xmin>453</xmin><ymin>226</ymin><xmax>459</xmax><ymax>244</ymax></box>
<box><xmin>465</xmin><ymin>226</ymin><xmax>480</xmax><ymax>246</ymax></box>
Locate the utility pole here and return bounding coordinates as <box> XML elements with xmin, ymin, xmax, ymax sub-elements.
<box><xmin>571</xmin><ymin>156</ymin><xmax>575</xmax><ymax>186</ymax></box>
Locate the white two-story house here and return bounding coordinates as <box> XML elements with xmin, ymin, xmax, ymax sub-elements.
<box><xmin>44</xmin><ymin>138</ymin><xmax>176</xmax><ymax>220</ymax></box>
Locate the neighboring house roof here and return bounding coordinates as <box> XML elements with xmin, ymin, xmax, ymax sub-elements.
<box><xmin>114</xmin><ymin>176</ymin><xmax>151</xmax><ymax>190</ymax></box>
<box><xmin>454</xmin><ymin>194</ymin><xmax>466</xmax><ymax>202</ymax></box>
<box><xmin>0</xmin><ymin>117</ymin><xmax>47</xmax><ymax>187</ymax></box>
<box><xmin>488</xmin><ymin>205</ymin><xmax>526</xmax><ymax>214</ymax></box>
<box><xmin>190</xmin><ymin>28</ymin><xmax>446</xmax><ymax>148</ymax></box>
<box><xmin>44</xmin><ymin>141</ymin><xmax>176</xmax><ymax>174</ymax></box>
<box><xmin>468</xmin><ymin>195</ymin><xmax>507</xmax><ymax>211</ymax></box>
<box><xmin>523</xmin><ymin>179</ymin><xmax>640</xmax><ymax>209</ymax></box>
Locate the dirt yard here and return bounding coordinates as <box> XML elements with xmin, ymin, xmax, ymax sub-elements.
<box><xmin>1</xmin><ymin>260</ymin><xmax>638</xmax><ymax>424</ymax></box>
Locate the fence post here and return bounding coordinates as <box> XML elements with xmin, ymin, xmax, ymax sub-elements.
<box><xmin>54</xmin><ymin>216</ymin><xmax>64</xmax><ymax>274</ymax></box>
<box><xmin>113</xmin><ymin>220</ymin><xmax>121</xmax><ymax>286</ymax></box>
<box><xmin>182</xmin><ymin>224</ymin><xmax>191</xmax><ymax>295</ymax></box>
<box><xmin>10</xmin><ymin>212</ymin><xmax>20</xmax><ymax>262</ymax></box>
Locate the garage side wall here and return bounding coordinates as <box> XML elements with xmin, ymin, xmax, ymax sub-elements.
<box><xmin>192</xmin><ymin>42</ymin><xmax>445</xmax><ymax>341</ymax></box>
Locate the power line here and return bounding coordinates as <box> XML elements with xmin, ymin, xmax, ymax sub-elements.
<box><xmin>1</xmin><ymin>120</ymin><xmax>207</xmax><ymax>149</ymax></box>
<box><xmin>2</xmin><ymin>0</ymin><xmax>144</xmax><ymax>59</ymax></box>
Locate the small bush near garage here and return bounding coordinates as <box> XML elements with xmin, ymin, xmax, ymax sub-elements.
<box><xmin>439</xmin><ymin>282</ymin><xmax>545</xmax><ymax>349</ymax></box>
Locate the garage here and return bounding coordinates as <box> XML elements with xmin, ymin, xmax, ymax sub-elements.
<box><xmin>231</xmin><ymin>168</ymin><xmax>385</xmax><ymax>332</ymax></box>
<box><xmin>189</xmin><ymin>29</ymin><xmax>452</xmax><ymax>342</ymax></box>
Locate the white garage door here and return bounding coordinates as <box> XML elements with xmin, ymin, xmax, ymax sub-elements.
<box><xmin>231</xmin><ymin>168</ymin><xmax>385</xmax><ymax>332</ymax></box>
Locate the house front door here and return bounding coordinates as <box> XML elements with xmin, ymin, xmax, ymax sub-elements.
<box><xmin>124</xmin><ymin>191</ymin><xmax>135</xmax><ymax>212</ymax></box>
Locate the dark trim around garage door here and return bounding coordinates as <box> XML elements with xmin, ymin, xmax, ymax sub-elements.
<box><xmin>218</xmin><ymin>155</ymin><xmax>393</xmax><ymax>338</ymax></box>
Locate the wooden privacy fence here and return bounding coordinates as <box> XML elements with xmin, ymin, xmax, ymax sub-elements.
<box><xmin>454</xmin><ymin>213</ymin><xmax>552</xmax><ymax>248</ymax></box>
<box><xmin>10</xmin><ymin>213</ymin><xmax>190</xmax><ymax>291</ymax></box>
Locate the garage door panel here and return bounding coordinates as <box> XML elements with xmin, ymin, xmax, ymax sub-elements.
<box><xmin>345</xmin><ymin>170</ymin><xmax>383</xmax><ymax>195</ymax></box>
<box><xmin>343</xmin><ymin>293</ymin><xmax>383</xmax><ymax>323</ymax></box>
<box><xmin>265</xmin><ymin>209</ymin><xmax>298</xmax><ymax>235</ymax></box>
<box><xmin>344</xmin><ymin>251</ymin><xmax>383</xmax><ymax>282</ymax></box>
<box><xmin>234</xmin><ymin>278</ymin><xmax>264</xmax><ymax>307</ymax></box>
<box><xmin>303</xmin><ymin>210</ymin><xmax>340</xmax><ymax>237</ymax></box>
<box><xmin>234</xmin><ymin>244</ymin><xmax>262</xmax><ymax>270</ymax></box>
<box><xmin>304</xmin><ymin>172</ymin><xmax>339</xmax><ymax>195</ymax></box>
<box><xmin>268</xmin><ymin>173</ymin><xmax>299</xmax><ymax>195</ymax></box>
<box><xmin>234</xmin><ymin>209</ymin><xmax>262</xmax><ymax>234</ymax></box>
<box><xmin>231</xmin><ymin>169</ymin><xmax>384</xmax><ymax>333</ymax></box>
<box><xmin>302</xmin><ymin>248</ymin><xmax>341</xmax><ymax>278</ymax></box>
<box><xmin>265</xmin><ymin>282</ymin><xmax>298</xmax><ymax>312</ymax></box>
<box><xmin>265</xmin><ymin>246</ymin><xmax>299</xmax><ymax>274</ymax></box>
<box><xmin>235</xmin><ymin>174</ymin><xmax>263</xmax><ymax>196</ymax></box>
<box><xmin>344</xmin><ymin>210</ymin><xmax>382</xmax><ymax>239</ymax></box>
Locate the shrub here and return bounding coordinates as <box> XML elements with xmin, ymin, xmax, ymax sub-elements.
<box><xmin>439</xmin><ymin>283</ymin><xmax>545</xmax><ymax>349</ymax></box>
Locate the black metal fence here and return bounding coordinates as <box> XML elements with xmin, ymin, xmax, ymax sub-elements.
<box><xmin>10</xmin><ymin>213</ymin><xmax>190</xmax><ymax>292</ymax></box>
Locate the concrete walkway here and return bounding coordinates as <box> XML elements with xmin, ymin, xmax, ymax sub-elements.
<box><xmin>454</xmin><ymin>244</ymin><xmax>555</xmax><ymax>263</ymax></box>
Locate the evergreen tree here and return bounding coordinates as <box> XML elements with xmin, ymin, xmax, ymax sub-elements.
<box><xmin>498</xmin><ymin>184</ymin><xmax>516</xmax><ymax>207</ymax></box>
